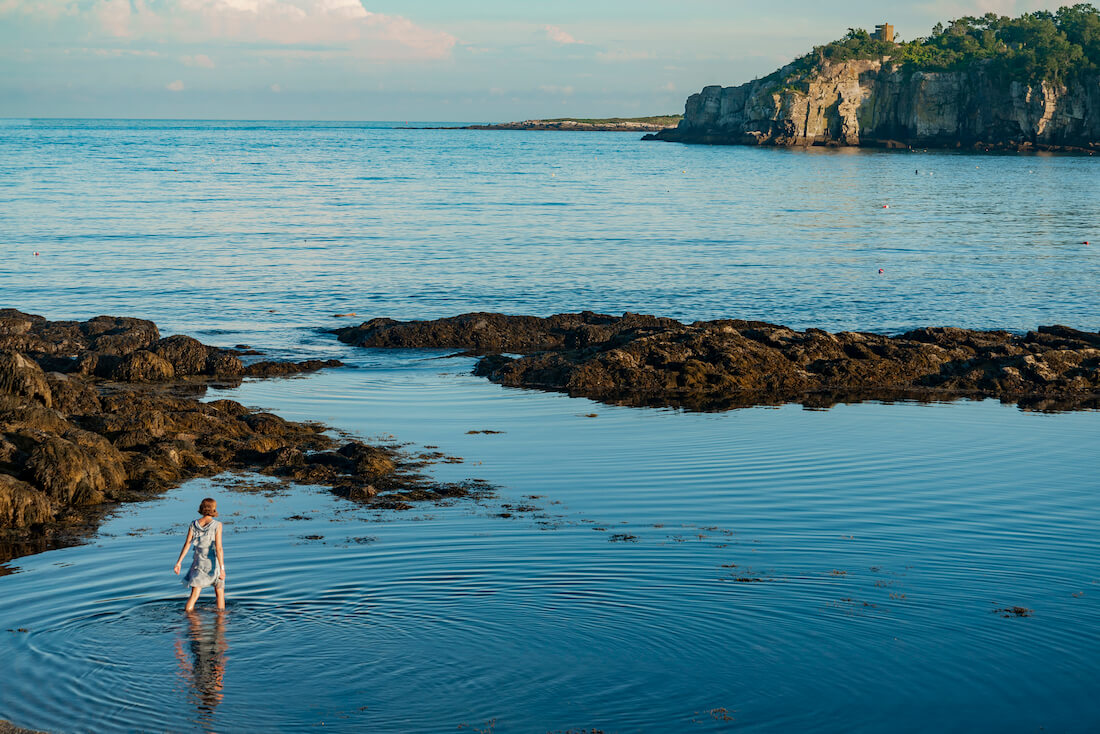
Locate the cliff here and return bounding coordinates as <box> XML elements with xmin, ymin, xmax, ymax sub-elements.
<box><xmin>648</xmin><ymin>58</ymin><xmax>1100</xmax><ymax>151</ymax></box>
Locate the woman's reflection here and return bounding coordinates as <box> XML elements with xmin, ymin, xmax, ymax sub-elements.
<box><xmin>175</xmin><ymin>610</ymin><xmax>228</xmax><ymax>724</ymax></box>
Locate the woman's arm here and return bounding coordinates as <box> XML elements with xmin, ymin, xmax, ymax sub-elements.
<box><xmin>173</xmin><ymin>527</ymin><xmax>194</xmax><ymax>574</ymax></box>
<box><xmin>215</xmin><ymin>523</ymin><xmax>226</xmax><ymax>581</ymax></box>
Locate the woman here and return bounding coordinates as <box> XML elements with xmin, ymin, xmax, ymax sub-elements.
<box><xmin>173</xmin><ymin>497</ymin><xmax>227</xmax><ymax>611</ymax></box>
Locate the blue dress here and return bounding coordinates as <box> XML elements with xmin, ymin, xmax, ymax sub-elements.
<box><xmin>183</xmin><ymin>519</ymin><xmax>223</xmax><ymax>589</ymax></box>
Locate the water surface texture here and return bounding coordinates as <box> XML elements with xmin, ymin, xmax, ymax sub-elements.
<box><xmin>0</xmin><ymin>121</ymin><xmax>1098</xmax><ymax>733</ymax></box>
<box><xmin>1</xmin><ymin>119</ymin><xmax>1097</xmax><ymax>336</ymax></box>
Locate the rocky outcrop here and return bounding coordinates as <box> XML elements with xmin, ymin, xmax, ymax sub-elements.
<box><xmin>647</xmin><ymin>59</ymin><xmax>1100</xmax><ymax>151</ymax></box>
<box><xmin>427</xmin><ymin>116</ymin><xmax>682</xmax><ymax>132</ymax></box>
<box><xmin>0</xmin><ymin>310</ymin><xmax>483</xmax><ymax>566</ymax></box>
<box><xmin>0</xmin><ymin>309</ymin><xmax>339</xmax><ymax>382</ymax></box>
<box><xmin>334</xmin><ymin>312</ymin><xmax>1100</xmax><ymax>412</ymax></box>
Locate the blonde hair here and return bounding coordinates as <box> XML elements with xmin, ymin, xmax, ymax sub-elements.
<box><xmin>198</xmin><ymin>497</ymin><xmax>218</xmax><ymax>517</ymax></box>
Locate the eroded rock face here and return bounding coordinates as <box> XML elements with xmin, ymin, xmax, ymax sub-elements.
<box><xmin>336</xmin><ymin>313</ymin><xmax>1100</xmax><ymax>412</ymax></box>
<box><xmin>0</xmin><ymin>310</ymin><xmax>475</xmax><ymax>566</ymax></box>
<box><xmin>648</xmin><ymin>59</ymin><xmax>1100</xmax><ymax>151</ymax></box>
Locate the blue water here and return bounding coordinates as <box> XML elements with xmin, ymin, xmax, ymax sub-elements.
<box><xmin>1</xmin><ymin>119</ymin><xmax>1097</xmax><ymax>337</ymax></box>
<box><xmin>0</xmin><ymin>120</ymin><xmax>1098</xmax><ymax>733</ymax></box>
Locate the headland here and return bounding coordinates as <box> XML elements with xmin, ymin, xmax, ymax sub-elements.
<box><xmin>648</xmin><ymin>7</ymin><xmax>1100</xmax><ymax>151</ymax></box>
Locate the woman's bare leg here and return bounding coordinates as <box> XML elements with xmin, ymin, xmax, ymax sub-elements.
<box><xmin>214</xmin><ymin>585</ymin><xmax>225</xmax><ymax>610</ymax></box>
<box><xmin>184</xmin><ymin>586</ymin><xmax>201</xmax><ymax>612</ymax></box>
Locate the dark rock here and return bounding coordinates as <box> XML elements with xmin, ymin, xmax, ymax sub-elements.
<box><xmin>0</xmin><ymin>313</ymin><xmax>336</xmax><ymax>384</ymax></box>
<box><xmin>0</xmin><ymin>310</ymin><xmax>483</xmax><ymax>565</ymax></box>
<box><xmin>0</xmin><ymin>351</ymin><xmax>52</xmax><ymax>407</ymax></box>
<box><xmin>243</xmin><ymin>359</ymin><xmax>342</xmax><ymax>377</ymax></box>
<box><xmin>205</xmin><ymin>351</ymin><xmax>244</xmax><ymax>377</ymax></box>
<box><xmin>0</xmin><ymin>475</ymin><xmax>53</xmax><ymax>528</ymax></box>
<box><xmin>46</xmin><ymin>372</ymin><xmax>101</xmax><ymax>414</ymax></box>
<box><xmin>105</xmin><ymin>350</ymin><xmax>176</xmax><ymax>382</ymax></box>
<box><xmin>23</xmin><ymin>432</ymin><xmax>127</xmax><ymax>505</ymax></box>
<box><xmin>152</xmin><ymin>335</ymin><xmax>211</xmax><ymax>375</ymax></box>
<box><xmin>341</xmin><ymin>312</ymin><xmax>1100</xmax><ymax>412</ymax></box>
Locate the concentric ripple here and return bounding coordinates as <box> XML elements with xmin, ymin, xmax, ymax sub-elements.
<box><xmin>1</xmin><ymin>349</ymin><xmax>1098</xmax><ymax>732</ymax></box>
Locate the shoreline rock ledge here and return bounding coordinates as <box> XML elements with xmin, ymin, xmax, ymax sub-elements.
<box><xmin>646</xmin><ymin>60</ymin><xmax>1100</xmax><ymax>152</ymax></box>
<box><xmin>334</xmin><ymin>312</ymin><xmax>1100</xmax><ymax>412</ymax></box>
<box><xmin>0</xmin><ymin>309</ymin><xmax>485</xmax><ymax>566</ymax></box>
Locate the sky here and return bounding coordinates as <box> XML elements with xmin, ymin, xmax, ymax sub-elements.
<box><xmin>0</xmin><ymin>0</ymin><xmax>1076</xmax><ymax>120</ymax></box>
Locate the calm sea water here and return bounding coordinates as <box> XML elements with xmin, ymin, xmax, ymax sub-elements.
<box><xmin>0</xmin><ymin>120</ymin><xmax>1098</xmax><ymax>733</ymax></box>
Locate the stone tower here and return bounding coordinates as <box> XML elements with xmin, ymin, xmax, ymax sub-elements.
<box><xmin>873</xmin><ymin>23</ymin><xmax>894</xmax><ymax>42</ymax></box>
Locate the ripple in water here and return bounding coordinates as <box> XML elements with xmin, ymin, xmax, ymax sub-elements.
<box><xmin>0</xmin><ymin>352</ymin><xmax>1098</xmax><ymax>732</ymax></box>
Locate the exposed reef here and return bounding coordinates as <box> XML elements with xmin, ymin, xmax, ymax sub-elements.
<box><xmin>430</xmin><ymin>116</ymin><xmax>681</xmax><ymax>132</ymax></box>
<box><xmin>0</xmin><ymin>310</ymin><xmax>483</xmax><ymax>566</ymax></box>
<box><xmin>334</xmin><ymin>312</ymin><xmax>1100</xmax><ymax>412</ymax></box>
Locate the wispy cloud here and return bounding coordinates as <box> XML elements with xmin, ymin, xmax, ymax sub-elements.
<box><xmin>544</xmin><ymin>24</ymin><xmax>582</xmax><ymax>45</ymax></box>
<box><xmin>3</xmin><ymin>0</ymin><xmax>456</xmax><ymax>61</ymax></box>
<box><xmin>166</xmin><ymin>79</ymin><xmax>185</xmax><ymax>91</ymax></box>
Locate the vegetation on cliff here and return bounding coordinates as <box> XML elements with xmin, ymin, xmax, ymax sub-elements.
<box><xmin>775</xmin><ymin>3</ymin><xmax>1099</xmax><ymax>85</ymax></box>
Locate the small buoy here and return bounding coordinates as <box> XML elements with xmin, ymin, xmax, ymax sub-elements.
<box><xmin>1085</xmin><ymin>241</ymin><xmax>1091</xmax><ymax>245</ymax></box>
<box><xmin>33</xmin><ymin>251</ymin><xmax>39</xmax><ymax>256</ymax></box>
<box><xmin>882</xmin><ymin>204</ymin><xmax>889</xmax><ymax>209</ymax></box>
<box><xmin>878</xmin><ymin>268</ymin><xmax>884</xmax><ymax>274</ymax></box>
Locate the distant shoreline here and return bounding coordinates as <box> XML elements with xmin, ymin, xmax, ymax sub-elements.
<box><xmin>423</xmin><ymin>116</ymin><xmax>681</xmax><ymax>132</ymax></box>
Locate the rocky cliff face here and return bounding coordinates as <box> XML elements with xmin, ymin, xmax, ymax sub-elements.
<box><xmin>649</xmin><ymin>59</ymin><xmax>1100</xmax><ymax>151</ymax></box>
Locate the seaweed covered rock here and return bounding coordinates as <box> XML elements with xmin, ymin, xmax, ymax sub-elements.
<box><xmin>334</xmin><ymin>312</ymin><xmax>679</xmax><ymax>354</ymax></box>
<box><xmin>0</xmin><ymin>310</ymin><xmax>479</xmax><ymax>567</ymax></box>
<box><xmin>341</xmin><ymin>312</ymin><xmax>1100</xmax><ymax>412</ymax></box>
<box><xmin>0</xmin><ymin>475</ymin><xmax>52</xmax><ymax>528</ymax></box>
<box><xmin>22</xmin><ymin>431</ymin><xmax>127</xmax><ymax>506</ymax></box>
<box><xmin>0</xmin><ymin>351</ymin><xmax>52</xmax><ymax>407</ymax></box>
<box><xmin>0</xmin><ymin>310</ymin><xmax>323</xmax><ymax>382</ymax></box>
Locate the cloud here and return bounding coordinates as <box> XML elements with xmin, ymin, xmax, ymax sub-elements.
<box><xmin>65</xmin><ymin>47</ymin><xmax>160</xmax><ymax>57</ymax></box>
<box><xmin>270</xmin><ymin>82</ymin><xmax>281</xmax><ymax>92</ymax></box>
<box><xmin>166</xmin><ymin>79</ymin><xmax>185</xmax><ymax>91</ymax></box>
<box><xmin>5</xmin><ymin>0</ymin><xmax>455</xmax><ymax>61</ymax></box>
<box><xmin>169</xmin><ymin>0</ymin><xmax>456</xmax><ymax>59</ymax></box>
<box><xmin>181</xmin><ymin>53</ymin><xmax>215</xmax><ymax>67</ymax></box>
<box><xmin>0</xmin><ymin>0</ymin><xmax>79</xmax><ymax>18</ymax></box>
<box><xmin>544</xmin><ymin>25</ymin><xmax>582</xmax><ymax>45</ymax></box>
<box><xmin>95</xmin><ymin>0</ymin><xmax>136</xmax><ymax>37</ymax></box>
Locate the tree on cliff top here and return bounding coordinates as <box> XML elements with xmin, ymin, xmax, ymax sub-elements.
<box><xmin>784</xmin><ymin>3</ymin><xmax>1099</xmax><ymax>84</ymax></box>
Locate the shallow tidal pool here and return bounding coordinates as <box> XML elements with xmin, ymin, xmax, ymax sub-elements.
<box><xmin>2</xmin><ymin>349</ymin><xmax>1098</xmax><ymax>733</ymax></box>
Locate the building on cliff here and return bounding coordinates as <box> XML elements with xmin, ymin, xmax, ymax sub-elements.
<box><xmin>646</xmin><ymin>12</ymin><xmax>1100</xmax><ymax>153</ymax></box>
<box><xmin>646</xmin><ymin>7</ymin><xmax>1100</xmax><ymax>151</ymax></box>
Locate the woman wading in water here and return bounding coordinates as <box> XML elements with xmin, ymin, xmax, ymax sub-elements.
<box><xmin>173</xmin><ymin>497</ymin><xmax>227</xmax><ymax>611</ymax></box>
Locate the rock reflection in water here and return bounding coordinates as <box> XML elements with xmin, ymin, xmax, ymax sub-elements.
<box><xmin>175</xmin><ymin>610</ymin><xmax>228</xmax><ymax>725</ymax></box>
